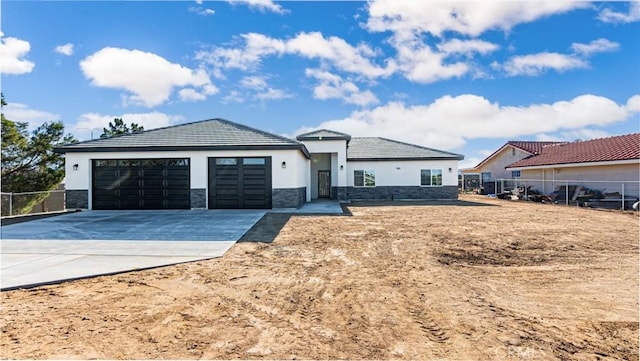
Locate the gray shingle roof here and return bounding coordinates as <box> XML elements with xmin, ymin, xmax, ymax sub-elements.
<box><xmin>56</xmin><ymin>118</ymin><xmax>309</xmax><ymax>156</ymax></box>
<box><xmin>296</xmin><ymin>129</ymin><xmax>351</xmax><ymax>141</ymax></box>
<box><xmin>347</xmin><ymin>137</ymin><xmax>464</xmax><ymax>161</ymax></box>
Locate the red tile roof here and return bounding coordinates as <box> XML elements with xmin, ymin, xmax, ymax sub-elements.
<box><xmin>472</xmin><ymin>141</ymin><xmax>563</xmax><ymax>169</ymax></box>
<box><xmin>508</xmin><ymin>141</ymin><xmax>564</xmax><ymax>155</ymax></box>
<box><xmin>507</xmin><ymin>133</ymin><xmax>640</xmax><ymax>168</ymax></box>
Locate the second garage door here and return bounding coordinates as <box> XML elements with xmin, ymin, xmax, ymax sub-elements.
<box><xmin>208</xmin><ymin>157</ymin><xmax>272</xmax><ymax>209</ymax></box>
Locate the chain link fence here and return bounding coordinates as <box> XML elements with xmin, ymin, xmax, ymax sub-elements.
<box><xmin>493</xmin><ymin>179</ymin><xmax>640</xmax><ymax>210</ymax></box>
<box><xmin>1</xmin><ymin>190</ymin><xmax>66</xmax><ymax>216</ymax></box>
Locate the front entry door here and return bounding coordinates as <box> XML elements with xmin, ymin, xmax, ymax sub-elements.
<box><xmin>318</xmin><ymin>170</ymin><xmax>331</xmax><ymax>198</ymax></box>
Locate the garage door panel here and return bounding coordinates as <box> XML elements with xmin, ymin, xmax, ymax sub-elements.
<box><xmin>92</xmin><ymin>158</ymin><xmax>190</xmax><ymax>210</ymax></box>
<box><xmin>209</xmin><ymin>157</ymin><xmax>271</xmax><ymax>209</ymax></box>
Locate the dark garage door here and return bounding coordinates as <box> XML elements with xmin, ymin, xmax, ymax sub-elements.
<box><xmin>208</xmin><ymin>157</ymin><xmax>272</xmax><ymax>209</ymax></box>
<box><xmin>92</xmin><ymin>159</ymin><xmax>190</xmax><ymax>210</ymax></box>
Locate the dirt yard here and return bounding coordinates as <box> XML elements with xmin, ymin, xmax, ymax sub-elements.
<box><xmin>1</xmin><ymin>195</ymin><xmax>638</xmax><ymax>360</ymax></box>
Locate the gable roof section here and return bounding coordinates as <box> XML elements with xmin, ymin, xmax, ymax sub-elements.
<box><xmin>472</xmin><ymin>141</ymin><xmax>564</xmax><ymax>169</ymax></box>
<box><xmin>296</xmin><ymin>129</ymin><xmax>352</xmax><ymax>141</ymax></box>
<box><xmin>507</xmin><ymin>133</ymin><xmax>640</xmax><ymax>168</ymax></box>
<box><xmin>347</xmin><ymin>137</ymin><xmax>464</xmax><ymax>161</ymax></box>
<box><xmin>55</xmin><ymin>118</ymin><xmax>310</xmax><ymax>157</ymax></box>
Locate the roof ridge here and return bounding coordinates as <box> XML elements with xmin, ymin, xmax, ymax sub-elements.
<box><xmin>214</xmin><ymin>118</ymin><xmax>300</xmax><ymax>145</ymax></box>
<box><xmin>369</xmin><ymin>136</ymin><xmax>464</xmax><ymax>157</ymax></box>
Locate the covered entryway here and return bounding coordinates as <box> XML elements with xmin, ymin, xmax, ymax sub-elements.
<box><xmin>92</xmin><ymin>159</ymin><xmax>190</xmax><ymax>210</ymax></box>
<box><xmin>208</xmin><ymin>157</ymin><xmax>272</xmax><ymax>209</ymax></box>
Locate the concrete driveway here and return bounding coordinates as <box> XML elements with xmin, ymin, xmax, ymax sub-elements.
<box><xmin>1</xmin><ymin>210</ymin><xmax>265</xmax><ymax>290</ymax></box>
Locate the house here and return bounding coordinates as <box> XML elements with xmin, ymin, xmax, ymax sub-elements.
<box><xmin>55</xmin><ymin>118</ymin><xmax>464</xmax><ymax>210</ymax></box>
<box><xmin>505</xmin><ymin>133</ymin><xmax>640</xmax><ymax>199</ymax></box>
<box><xmin>461</xmin><ymin>141</ymin><xmax>563</xmax><ymax>194</ymax></box>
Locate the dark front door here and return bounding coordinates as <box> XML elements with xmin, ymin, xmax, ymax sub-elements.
<box><xmin>318</xmin><ymin>170</ymin><xmax>331</xmax><ymax>198</ymax></box>
<box><xmin>92</xmin><ymin>158</ymin><xmax>190</xmax><ymax>210</ymax></box>
<box><xmin>208</xmin><ymin>157</ymin><xmax>272</xmax><ymax>209</ymax></box>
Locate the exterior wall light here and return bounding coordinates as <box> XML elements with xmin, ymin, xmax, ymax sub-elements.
<box><xmin>448</xmin><ymin>167</ymin><xmax>452</xmax><ymax>172</ymax></box>
<box><xmin>340</xmin><ymin>165</ymin><xmax>344</xmax><ymax>170</ymax></box>
<box><xmin>281</xmin><ymin>161</ymin><xmax>286</xmax><ymax>168</ymax></box>
<box><xmin>73</xmin><ymin>164</ymin><xmax>79</xmax><ymax>171</ymax></box>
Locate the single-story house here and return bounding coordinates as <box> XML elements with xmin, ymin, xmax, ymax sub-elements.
<box><xmin>55</xmin><ymin>118</ymin><xmax>464</xmax><ymax>210</ymax></box>
<box><xmin>505</xmin><ymin>133</ymin><xmax>640</xmax><ymax>198</ymax></box>
<box><xmin>461</xmin><ymin>141</ymin><xmax>562</xmax><ymax>193</ymax></box>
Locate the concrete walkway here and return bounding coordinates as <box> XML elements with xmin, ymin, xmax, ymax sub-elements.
<box><xmin>1</xmin><ymin>210</ymin><xmax>265</xmax><ymax>290</ymax></box>
<box><xmin>272</xmin><ymin>199</ymin><xmax>345</xmax><ymax>214</ymax></box>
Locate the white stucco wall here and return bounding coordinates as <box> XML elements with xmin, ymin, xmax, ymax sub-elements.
<box><xmin>63</xmin><ymin>149</ymin><xmax>308</xmax><ymax>191</ymax></box>
<box><xmin>346</xmin><ymin>159</ymin><xmax>459</xmax><ymax>187</ymax></box>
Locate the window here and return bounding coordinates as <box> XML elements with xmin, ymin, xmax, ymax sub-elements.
<box><xmin>511</xmin><ymin>170</ymin><xmax>521</xmax><ymax>179</ymax></box>
<box><xmin>481</xmin><ymin>172</ymin><xmax>492</xmax><ymax>183</ymax></box>
<box><xmin>243</xmin><ymin>158</ymin><xmax>266</xmax><ymax>165</ymax></box>
<box><xmin>216</xmin><ymin>158</ymin><xmax>237</xmax><ymax>165</ymax></box>
<box><xmin>354</xmin><ymin>170</ymin><xmax>375</xmax><ymax>187</ymax></box>
<box><xmin>421</xmin><ymin>169</ymin><xmax>443</xmax><ymax>186</ymax></box>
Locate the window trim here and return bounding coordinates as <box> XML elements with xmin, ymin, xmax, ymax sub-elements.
<box><xmin>511</xmin><ymin>170</ymin><xmax>521</xmax><ymax>179</ymax></box>
<box><xmin>354</xmin><ymin>169</ymin><xmax>376</xmax><ymax>187</ymax></box>
<box><xmin>420</xmin><ymin>168</ymin><xmax>443</xmax><ymax>187</ymax></box>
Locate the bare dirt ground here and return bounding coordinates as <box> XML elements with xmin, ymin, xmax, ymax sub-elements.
<box><xmin>1</xmin><ymin>195</ymin><xmax>638</xmax><ymax>360</ymax></box>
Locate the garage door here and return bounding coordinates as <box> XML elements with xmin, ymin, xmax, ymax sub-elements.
<box><xmin>92</xmin><ymin>159</ymin><xmax>190</xmax><ymax>210</ymax></box>
<box><xmin>208</xmin><ymin>157</ymin><xmax>272</xmax><ymax>209</ymax></box>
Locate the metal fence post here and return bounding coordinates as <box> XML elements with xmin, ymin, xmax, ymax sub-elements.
<box><xmin>622</xmin><ymin>183</ymin><xmax>625</xmax><ymax>210</ymax></box>
<box><xmin>565</xmin><ymin>181</ymin><xmax>569</xmax><ymax>206</ymax></box>
<box><xmin>9</xmin><ymin>192</ymin><xmax>13</xmax><ymax>216</ymax></box>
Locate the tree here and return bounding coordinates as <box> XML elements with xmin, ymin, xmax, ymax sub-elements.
<box><xmin>1</xmin><ymin>94</ymin><xmax>77</xmax><ymax>214</ymax></box>
<box><xmin>100</xmin><ymin>118</ymin><xmax>144</xmax><ymax>138</ymax></box>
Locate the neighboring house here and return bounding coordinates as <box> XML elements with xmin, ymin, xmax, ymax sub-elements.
<box><xmin>461</xmin><ymin>141</ymin><xmax>563</xmax><ymax>193</ymax></box>
<box><xmin>55</xmin><ymin>118</ymin><xmax>464</xmax><ymax>210</ymax></box>
<box><xmin>506</xmin><ymin>133</ymin><xmax>640</xmax><ymax>198</ymax></box>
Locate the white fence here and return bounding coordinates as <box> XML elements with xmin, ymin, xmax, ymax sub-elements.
<box><xmin>0</xmin><ymin>190</ymin><xmax>66</xmax><ymax>217</ymax></box>
<box><xmin>494</xmin><ymin>178</ymin><xmax>640</xmax><ymax>210</ymax></box>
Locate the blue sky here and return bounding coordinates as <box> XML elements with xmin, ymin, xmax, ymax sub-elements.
<box><xmin>2</xmin><ymin>0</ymin><xmax>639</xmax><ymax>168</ymax></box>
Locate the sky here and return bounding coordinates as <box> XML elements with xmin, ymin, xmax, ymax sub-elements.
<box><xmin>1</xmin><ymin>0</ymin><xmax>639</xmax><ymax>169</ymax></box>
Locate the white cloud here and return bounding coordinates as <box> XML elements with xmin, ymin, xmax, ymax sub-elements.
<box><xmin>598</xmin><ymin>1</ymin><xmax>640</xmax><ymax>23</ymax></box>
<box><xmin>222</xmin><ymin>90</ymin><xmax>245</xmax><ymax>104</ymax></box>
<box><xmin>189</xmin><ymin>6</ymin><xmax>215</xmax><ymax>16</ymax></box>
<box><xmin>394</xmin><ymin>43</ymin><xmax>469</xmax><ymax>83</ymax></box>
<box><xmin>54</xmin><ymin>43</ymin><xmax>74</xmax><ymax>56</ymax></box>
<box><xmin>2</xmin><ymin>103</ymin><xmax>60</xmax><ymax>131</ymax></box>
<box><xmin>80</xmin><ymin>47</ymin><xmax>216</xmax><ymax>107</ymax></box>
<box><xmin>178</xmin><ymin>84</ymin><xmax>219</xmax><ymax>102</ymax></box>
<box><xmin>0</xmin><ymin>33</ymin><xmax>35</xmax><ymax>75</ymax></box>
<box><xmin>365</xmin><ymin>0</ymin><xmax>587</xmax><ymax>38</ymax></box>
<box><xmin>198</xmin><ymin>31</ymin><xmax>392</xmax><ymax>79</ymax></box>
<box><xmin>459</xmin><ymin>156</ymin><xmax>483</xmax><ymax>170</ymax></box>
<box><xmin>286</xmin><ymin>32</ymin><xmax>393</xmax><ymax>78</ymax></box>
<box><xmin>226</xmin><ymin>0</ymin><xmax>288</xmax><ymax>14</ymax></box>
<box><xmin>570</xmin><ymin>38</ymin><xmax>620</xmax><ymax>56</ymax></box>
<box><xmin>196</xmin><ymin>33</ymin><xmax>285</xmax><ymax>71</ymax></box>
<box><xmin>295</xmin><ymin>94</ymin><xmax>639</xmax><ymax>150</ymax></box>
<box><xmin>502</xmin><ymin>52</ymin><xmax>587</xmax><ymax>76</ymax></box>
<box><xmin>535</xmin><ymin>128</ymin><xmax>610</xmax><ymax>142</ymax></box>
<box><xmin>195</xmin><ymin>0</ymin><xmax>203</xmax><ymax>4</ymax></box>
<box><xmin>305</xmin><ymin>68</ymin><xmax>379</xmax><ymax>106</ymax></box>
<box><xmin>178</xmin><ymin>88</ymin><xmax>206</xmax><ymax>102</ymax></box>
<box><xmin>72</xmin><ymin>112</ymin><xmax>184</xmax><ymax>140</ymax></box>
<box><xmin>240</xmin><ymin>75</ymin><xmax>268</xmax><ymax>89</ymax></box>
<box><xmin>255</xmin><ymin>87</ymin><xmax>293</xmax><ymax>101</ymax></box>
<box><xmin>436</xmin><ymin>39</ymin><xmax>499</xmax><ymax>56</ymax></box>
